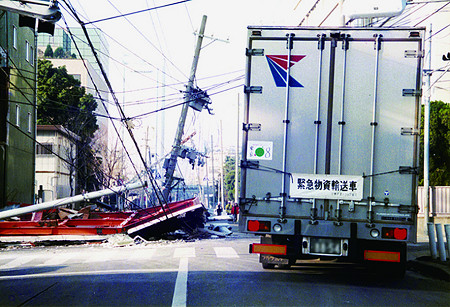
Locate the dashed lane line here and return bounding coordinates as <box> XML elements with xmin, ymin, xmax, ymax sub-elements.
<box><xmin>214</xmin><ymin>247</ymin><xmax>239</xmax><ymax>258</ymax></box>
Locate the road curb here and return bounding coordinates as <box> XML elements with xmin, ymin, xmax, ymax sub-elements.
<box><xmin>408</xmin><ymin>257</ymin><xmax>450</xmax><ymax>281</ymax></box>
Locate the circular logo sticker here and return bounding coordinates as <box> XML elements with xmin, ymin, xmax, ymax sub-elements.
<box><xmin>255</xmin><ymin>147</ymin><xmax>265</xmax><ymax>157</ymax></box>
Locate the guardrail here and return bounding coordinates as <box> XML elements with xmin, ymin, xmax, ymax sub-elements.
<box><xmin>418</xmin><ymin>186</ymin><xmax>450</xmax><ymax>216</ymax></box>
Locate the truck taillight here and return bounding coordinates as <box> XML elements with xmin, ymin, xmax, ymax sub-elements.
<box><xmin>382</xmin><ymin>227</ymin><xmax>407</xmax><ymax>240</ymax></box>
<box><xmin>247</xmin><ymin>220</ymin><xmax>271</xmax><ymax>232</ymax></box>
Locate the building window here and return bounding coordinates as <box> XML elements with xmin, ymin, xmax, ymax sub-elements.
<box><xmin>27</xmin><ymin>112</ymin><xmax>32</xmax><ymax>133</ymax></box>
<box><xmin>30</xmin><ymin>45</ymin><xmax>34</xmax><ymax>66</ymax></box>
<box><xmin>13</xmin><ymin>26</ymin><xmax>17</xmax><ymax>49</ymax></box>
<box><xmin>15</xmin><ymin>104</ymin><xmax>20</xmax><ymax>126</ymax></box>
<box><xmin>26</xmin><ymin>41</ymin><xmax>30</xmax><ymax>62</ymax></box>
<box><xmin>36</xmin><ymin>143</ymin><xmax>53</xmax><ymax>155</ymax></box>
<box><xmin>71</xmin><ymin>74</ymin><xmax>81</xmax><ymax>81</ymax></box>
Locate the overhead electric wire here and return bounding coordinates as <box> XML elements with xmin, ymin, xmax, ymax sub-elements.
<box><xmin>119</xmin><ymin>72</ymin><xmax>244</xmax><ymax>107</ymax></box>
<box><xmin>145</xmin><ymin>0</ymin><xmax>164</xmax><ymax>54</ymax></box>
<box><xmin>128</xmin><ymin>82</ymin><xmax>244</xmax><ymax>120</ymax></box>
<box><xmin>428</xmin><ymin>62</ymin><xmax>450</xmax><ymax>89</ymax></box>
<box><xmin>6</xmin><ymin>119</ymin><xmax>74</xmax><ymax>172</ymax></box>
<box><xmin>387</xmin><ymin>3</ymin><xmax>428</xmax><ymax>27</ymax></box>
<box><xmin>184</xmin><ymin>1</ymin><xmax>195</xmax><ymax>32</ymax></box>
<box><xmin>58</xmin><ymin>5</ymin><xmax>184</xmax><ymax>91</ymax></box>
<box><xmin>147</xmin><ymin>0</ymin><xmax>171</xmax><ymax>60</ymax></box>
<box><xmin>60</xmin><ymin>0</ymin><xmax>242</xmax><ymax>208</ymax></box>
<box><xmin>7</xmin><ymin>119</ymin><xmax>141</xmax><ymax>207</ymax></box>
<box><xmin>5</xmin><ymin>78</ymin><xmax>88</xmax><ymax>185</ymax></box>
<box><xmin>86</xmin><ymin>71</ymin><xmax>244</xmax><ymax>118</ymax></box>
<box><xmin>61</xmin><ymin>0</ymin><xmax>168</xmax><ymax>209</ymax></box>
<box><xmin>61</xmin><ymin>1</ymin><xmax>186</xmax><ymax>91</ymax></box>
<box><xmin>83</xmin><ymin>0</ymin><xmax>191</xmax><ymax>25</ymax></box>
<box><xmin>2</xmin><ymin>38</ymin><xmax>139</xmax><ymax>205</ymax></box>
<box><xmin>414</xmin><ymin>1</ymin><xmax>450</xmax><ymax>26</ymax></box>
<box><xmin>100</xmin><ymin>29</ymin><xmax>185</xmax><ymax>89</ymax></box>
<box><xmin>104</xmin><ymin>0</ymin><xmax>189</xmax><ymax>82</ymax></box>
<box><xmin>60</xmin><ymin>13</ymin><xmax>146</xmax><ymax>186</ymax></box>
<box><xmin>87</xmin><ymin>69</ymin><xmax>244</xmax><ymax>96</ymax></box>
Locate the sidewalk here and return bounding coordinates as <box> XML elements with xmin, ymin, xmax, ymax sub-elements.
<box><xmin>407</xmin><ymin>231</ymin><xmax>450</xmax><ymax>281</ymax></box>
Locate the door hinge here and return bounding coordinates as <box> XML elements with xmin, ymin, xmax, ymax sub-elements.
<box><xmin>401</xmin><ymin>127</ymin><xmax>419</xmax><ymax>135</ymax></box>
<box><xmin>244</xmin><ymin>86</ymin><xmax>263</xmax><ymax>94</ymax></box>
<box><xmin>246</xmin><ymin>48</ymin><xmax>264</xmax><ymax>56</ymax></box>
<box><xmin>404</xmin><ymin>50</ymin><xmax>423</xmax><ymax>58</ymax></box>
<box><xmin>402</xmin><ymin>89</ymin><xmax>421</xmax><ymax>97</ymax></box>
<box><xmin>243</xmin><ymin>123</ymin><xmax>261</xmax><ymax>131</ymax></box>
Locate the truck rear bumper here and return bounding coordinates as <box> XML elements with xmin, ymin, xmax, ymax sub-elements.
<box><xmin>241</xmin><ymin>217</ymin><xmax>416</xmax><ymax>242</ymax></box>
<box><xmin>250</xmin><ymin>235</ymin><xmax>406</xmax><ymax>264</ymax></box>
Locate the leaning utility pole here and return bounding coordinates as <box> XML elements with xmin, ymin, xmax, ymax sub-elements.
<box><xmin>162</xmin><ymin>15</ymin><xmax>207</xmax><ymax>201</ymax></box>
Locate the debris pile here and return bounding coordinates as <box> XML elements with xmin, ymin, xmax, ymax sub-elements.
<box><xmin>0</xmin><ymin>197</ymin><xmax>209</xmax><ymax>244</ymax></box>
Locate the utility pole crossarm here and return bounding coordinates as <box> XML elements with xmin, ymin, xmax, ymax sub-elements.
<box><xmin>162</xmin><ymin>15</ymin><xmax>207</xmax><ymax>201</ymax></box>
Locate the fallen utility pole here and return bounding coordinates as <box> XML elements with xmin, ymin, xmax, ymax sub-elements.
<box><xmin>162</xmin><ymin>15</ymin><xmax>207</xmax><ymax>201</ymax></box>
<box><xmin>0</xmin><ymin>181</ymin><xmax>146</xmax><ymax>220</ymax></box>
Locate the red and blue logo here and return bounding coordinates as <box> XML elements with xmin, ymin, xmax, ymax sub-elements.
<box><xmin>266</xmin><ymin>55</ymin><xmax>305</xmax><ymax>87</ymax></box>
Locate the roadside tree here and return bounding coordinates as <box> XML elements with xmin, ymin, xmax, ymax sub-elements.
<box><xmin>223</xmin><ymin>156</ymin><xmax>239</xmax><ymax>203</ymax></box>
<box><xmin>37</xmin><ymin>59</ymin><xmax>100</xmax><ymax>193</ymax></box>
<box><xmin>419</xmin><ymin>100</ymin><xmax>450</xmax><ymax>186</ymax></box>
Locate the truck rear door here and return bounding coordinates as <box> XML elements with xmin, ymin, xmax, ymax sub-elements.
<box><xmin>241</xmin><ymin>27</ymin><xmax>423</xmax><ymax>241</ymax></box>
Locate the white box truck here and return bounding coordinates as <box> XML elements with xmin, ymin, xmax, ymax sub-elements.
<box><xmin>239</xmin><ymin>27</ymin><xmax>424</xmax><ymax>277</ymax></box>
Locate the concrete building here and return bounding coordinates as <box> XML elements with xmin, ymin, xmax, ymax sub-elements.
<box><xmin>37</xmin><ymin>27</ymin><xmax>109</xmax><ymax>75</ymax></box>
<box><xmin>0</xmin><ymin>11</ymin><xmax>37</xmax><ymax>209</ymax></box>
<box><xmin>45</xmin><ymin>58</ymin><xmax>109</xmax><ymax>137</ymax></box>
<box><xmin>35</xmin><ymin>125</ymin><xmax>79</xmax><ymax>202</ymax></box>
<box><xmin>37</xmin><ymin>27</ymin><xmax>110</xmax><ymax>140</ymax></box>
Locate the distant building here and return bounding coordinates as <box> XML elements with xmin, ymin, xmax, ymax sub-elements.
<box><xmin>37</xmin><ymin>27</ymin><xmax>110</xmax><ymax>140</ymax></box>
<box><xmin>0</xmin><ymin>11</ymin><xmax>37</xmax><ymax>209</ymax></box>
<box><xmin>44</xmin><ymin>58</ymin><xmax>109</xmax><ymax>138</ymax></box>
<box><xmin>37</xmin><ymin>27</ymin><xmax>109</xmax><ymax>75</ymax></box>
<box><xmin>35</xmin><ymin>125</ymin><xmax>80</xmax><ymax>202</ymax></box>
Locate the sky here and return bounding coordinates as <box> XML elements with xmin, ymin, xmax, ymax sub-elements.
<box><xmin>57</xmin><ymin>0</ymin><xmax>304</xmax><ymax>177</ymax></box>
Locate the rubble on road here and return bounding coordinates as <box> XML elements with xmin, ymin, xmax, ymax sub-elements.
<box><xmin>0</xmin><ymin>197</ymin><xmax>206</xmax><ymax>243</ymax></box>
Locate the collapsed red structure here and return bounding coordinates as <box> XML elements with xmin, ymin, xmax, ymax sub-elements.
<box><xmin>0</xmin><ymin>198</ymin><xmax>205</xmax><ymax>239</ymax></box>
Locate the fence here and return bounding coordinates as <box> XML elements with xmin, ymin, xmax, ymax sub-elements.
<box><xmin>418</xmin><ymin>186</ymin><xmax>450</xmax><ymax>216</ymax></box>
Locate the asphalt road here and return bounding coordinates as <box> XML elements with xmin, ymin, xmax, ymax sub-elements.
<box><xmin>1</xmin><ymin>236</ymin><xmax>449</xmax><ymax>306</ymax></box>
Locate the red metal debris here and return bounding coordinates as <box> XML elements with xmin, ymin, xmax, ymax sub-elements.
<box><xmin>0</xmin><ymin>198</ymin><xmax>205</xmax><ymax>239</ymax></box>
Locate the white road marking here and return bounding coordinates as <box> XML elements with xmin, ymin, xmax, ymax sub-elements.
<box><xmin>82</xmin><ymin>249</ymin><xmax>126</xmax><ymax>263</ymax></box>
<box><xmin>214</xmin><ymin>247</ymin><xmax>239</xmax><ymax>258</ymax></box>
<box><xmin>173</xmin><ymin>247</ymin><xmax>195</xmax><ymax>258</ymax></box>
<box><xmin>42</xmin><ymin>253</ymin><xmax>78</xmax><ymax>266</ymax></box>
<box><xmin>0</xmin><ymin>268</ymin><xmax>177</xmax><ymax>280</ymax></box>
<box><xmin>0</xmin><ymin>256</ymin><xmax>35</xmax><ymax>270</ymax></box>
<box><xmin>129</xmin><ymin>248</ymin><xmax>156</xmax><ymax>260</ymax></box>
<box><xmin>171</xmin><ymin>257</ymin><xmax>188</xmax><ymax>307</ymax></box>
